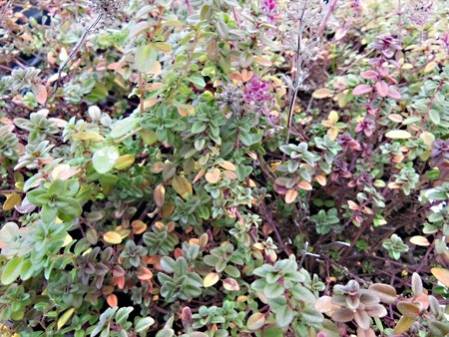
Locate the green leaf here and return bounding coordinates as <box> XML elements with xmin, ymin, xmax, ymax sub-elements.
<box><xmin>1</xmin><ymin>256</ymin><xmax>23</xmax><ymax>285</ymax></box>
<box><xmin>92</xmin><ymin>146</ymin><xmax>119</xmax><ymax>174</ymax></box>
<box><xmin>275</xmin><ymin>305</ymin><xmax>295</xmax><ymax>328</ymax></box>
<box><xmin>111</xmin><ymin>117</ymin><xmax>139</xmax><ymax>140</ymax></box>
<box><xmin>156</xmin><ymin>329</ymin><xmax>175</xmax><ymax>337</ymax></box>
<box><xmin>264</xmin><ymin>282</ymin><xmax>284</xmax><ymax>298</ymax></box>
<box><xmin>57</xmin><ymin>308</ymin><xmax>76</xmax><ymax>330</ymax></box>
<box><xmin>262</xmin><ymin>326</ymin><xmax>284</xmax><ymax>337</ymax></box>
<box><xmin>188</xmin><ymin>75</ymin><xmax>206</xmax><ymax>88</ymax></box>
<box><xmin>429</xmin><ymin>109</ymin><xmax>441</xmax><ymax>124</ymax></box>
<box><xmin>134</xmin><ymin>45</ymin><xmax>157</xmax><ymax>73</ymax></box>
<box><xmin>115</xmin><ymin>307</ymin><xmax>133</xmax><ymax>325</ymax></box>
<box><xmin>135</xmin><ymin>316</ymin><xmax>155</xmax><ymax>333</ymax></box>
<box><xmin>20</xmin><ymin>259</ymin><xmax>33</xmax><ymax>281</ymax></box>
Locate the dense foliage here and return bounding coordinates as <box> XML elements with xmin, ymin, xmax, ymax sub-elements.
<box><xmin>2</xmin><ymin>0</ymin><xmax>449</xmax><ymax>336</ymax></box>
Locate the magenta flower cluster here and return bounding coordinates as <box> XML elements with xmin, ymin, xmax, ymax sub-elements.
<box><xmin>243</xmin><ymin>75</ymin><xmax>272</xmax><ymax>105</ymax></box>
<box><xmin>261</xmin><ymin>0</ymin><xmax>278</xmax><ymax>21</ymax></box>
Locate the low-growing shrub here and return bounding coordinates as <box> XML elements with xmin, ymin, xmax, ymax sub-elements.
<box><xmin>1</xmin><ymin>0</ymin><xmax>449</xmax><ymax>336</ymax></box>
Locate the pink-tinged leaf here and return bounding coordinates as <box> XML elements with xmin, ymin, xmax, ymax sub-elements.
<box><xmin>365</xmin><ymin>304</ymin><xmax>387</xmax><ymax>318</ymax></box>
<box><xmin>357</xmin><ymin>327</ymin><xmax>376</xmax><ymax>337</ymax></box>
<box><xmin>375</xmin><ymin>81</ymin><xmax>389</xmax><ymax>97</ymax></box>
<box><xmin>334</xmin><ymin>27</ymin><xmax>348</xmax><ymax>41</ymax></box>
<box><xmin>331</xmin><ymin>308</ymin><xmax>354</xmax><ymax>322</ymax></box>
<box><xmin>387</xmin><ymin>86</ymin><xmax>401</xmax><ymax>100</ymax></box>
<box><xmin>361</xmin><ymin>70</ymin><xmax>378</xmax><ymax>80</ymax></box>
<box><xmin>354</xmin><ymin>310</ymin><xmax>370</xmax><ymax>330</ymax></box>
<box><xmin>353</xmin><ymin>84</ymin><xmax>372</xmax><ymax>96</ymax></box>
<box><xmin>35</xmin><ymin>84</ymin><xmax>48</xmax><ymax>105</ymax></box>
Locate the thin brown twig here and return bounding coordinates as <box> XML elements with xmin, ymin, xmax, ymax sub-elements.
<box><xmin>258</xmin><ymin>200</ymin><xmax>291</xmax><ymax>256</ymax></box>
<box><xmin>317</xmin><ymin>0</ymin><xmax>339</xmax><ymax>38</ymax></box>
<box><xmin>52</xmin><ymin>13</ymin><xmax>103</xmax><ymax>94</ymax></box>
<box><xmin>285</xmin><ymin>1</ymin><xmax>308</xmax><ymax>144</ymax></box>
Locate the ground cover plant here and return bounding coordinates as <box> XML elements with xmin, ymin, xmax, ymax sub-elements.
<box><xmin>1</xmin><ymin>0</ymin><xmax>449</xmax><ymax>336</ymax></box>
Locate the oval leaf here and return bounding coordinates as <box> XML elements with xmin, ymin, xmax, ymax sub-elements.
<box><xmin>171</xmin><ymin>176</ymin><xmax>193</xmax><ymax>199</ymax></box>
<box><xmin>397</xmin><ymin>301</ymin><xmax>420</xmax><ymax>318</ymax></box>
<box><xmin>312</xmin><ymin>88</ymin><xmax>332</xmax><ymax>99</ymax></box>
<box><xmin>153</xmin><ymin>184</ymin><xmax>166</xmax><ymax>208</ymax></box>
<box><xmin>3</xmin><ymin>193</ymin><xmax>21</xmax><ymax>211</ymax></box>
<box><xmin>205</xmin><ymin>168</ymin><xmax>221</xmax><ymax>184</ymax></box>
<box><xmin>1</xmin><ymin>256</ymin><xmax>23</xmax><ymax>285</ymax></box>
<box><xmin>57</xmin><ymin>308</ymin><xmax>75</xmax><ymax>330</ymax></box>
<box><xmin>431</xmin><ymin>267</ymin><xmax>449</xmax><ymax>287</ymax></box>
<box><xmin>103</xmin><ymin>231</ymin><xmax>123</xmax><ymax>244</ymax></box>
<box><xmin>135</xmin><ymin>317</ymin><xmax>155</xmax><ymax>333</ymax></box>
<box><xmin>92</xmin><ymin>146</ymin><xmax>119</xmax><ymax>174</ymax></box>
<box><xmin>203</xmin><ymin>272</ymin><xmax>219</xmax><ymax>287</ymax></box>
<box><xmin>285</xmin><ymin>189</ymin><xmax>298</xmax><ymax>204</ymax></box>
<box><xmin>223</xmin><ymin>278</ymin><xmax>240</xmax><ymax>291</ymax></box>
<box><xmin>385</xmin><ymin>130</ymin><xmax>412</xmax><ymax>140</ymax></box>
<box><xmin>368</xmin><ymin>283</ymin><xmax>397</xmax><ymax>304</ymax></box>
<box><xmin>410</xmin><ymin>235</ymin><xmax>430</xmax><ymax>247</ymax></box>
<box><xmin>394</xmin><ymin>315</ymin><xmax>415</xmax><ymax>334</ymax></box>
<box><xmin>247</xmin><ymin>312</ymin><xmax>266</xmax><ymax>331</ymax></box>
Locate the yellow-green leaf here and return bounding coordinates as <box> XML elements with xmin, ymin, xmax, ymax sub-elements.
<box><xmin>312</xmin><ymin>88</ymin><xmax>332</xmax><ymax>99</ymax></box>
<box><xmin>385</xmin><ymin>130</ymin><xmax>412</xmax><ymax>140</ymax></box>
<box><xmin>141</xmin><ymin>130</ymin><xmax>158</xmax><ymax>145</ymax></box>
<box><xmin>3</xmin><ymin>193</ymin><xmax>21</xmax><ymax>211</ymax></box>
<box><xmin>397</xmin><ymin>301</ymin><xmax>420</xmax><ymax>318</ymax></box>
<box><xmin>171</xmin><ymin>176</ymin><xmax>193</xmax><ymax>199</ymax></box>
<box><xmin>134</xmin><ymin>45</ymin><xmax>157</xmax><ymax>74</ymax></box>
<box><xmin>153</xmin><ymin>42</ymin><xmax>172</xmax><ymax>53</ymax></box>
<box><xmin>247</xmin><ymin>312</ymin><xmax>266</xmax><ymax>331</ymax></box>
<box><xmin>420</xmin><ymin>131</ymin><xmax>435</xmax><ymax>148</ymax></box>
<box><xmin>424</xmin><ymin>61</ymin><xmax>437</xmax><ymax>73</ymax></box>
<box><xmin>1</xmin><ymin>256</ymin><xmax>23</xmax><ymax>285</ymax></box>
<box><xmin>57</xmin><ymin>308</ymin><xmax>75</xmax><ymax>330</ymax></box>
<box><xmin>114</xmin><ymin>154</ymin><xmax>135</xmax><ymax>170</ymax></box>
<box><xmin>103</xmin><ymin>231</ymin><xmax>122</xmax><ymax>244</ymax></box>
<box><xmin>203</xmin><ymin>272</ymin><xmax>219</xmax><ymax>287</ymax></box>
<box><xmin>394</xmin><ymin>315</ymin><xmax>415</xmax><ymax>334</ymax></box>
<box><xmin>72</xmin><ymin>131</ymin><xmax>104</xmax><ymax>142</ymax></box>
<box><xmin>431</xmin><ymin>267</ymin><xmax>449</xmax><ymax>287</ymax></box>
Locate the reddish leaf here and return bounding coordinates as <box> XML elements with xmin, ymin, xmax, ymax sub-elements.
<box><xmin>375</xmin><ymin>80</ymin><xmax>389</xmax><ymax>97</ymax></box>
<box><xmin>35</xmin><ymin>84</ymin><xmax>48</xmax><ymax>105</ymax></box>
<box><xmin>106</xmin><ymin>294</ymin><xmax>118</xmax><ymax>307</ymax></box>
<box><xmin>361</xmin><ymin>70</ymin><xmax>378</xmax><ymax>80</ymax></box>
<box><xmin>353</xmin><ymin>84</ymin><xmax>373</xmax><ymax>96</ymax></box>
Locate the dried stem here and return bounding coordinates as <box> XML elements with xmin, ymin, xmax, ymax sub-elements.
<box><xmin>285</xmin><ymin>1</ymin><xmax>308</xmax><ymax>144</ymax></box>
<box><xmin>53</xmin><ymin>13</ymin><xmax>103</xmax><ymax>94</ymax></box>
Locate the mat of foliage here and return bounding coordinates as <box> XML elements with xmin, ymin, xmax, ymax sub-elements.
<box><xmin>1</xmin><ymin>0</ymin><xmax>449</xmax><ymax>336</ymax></box>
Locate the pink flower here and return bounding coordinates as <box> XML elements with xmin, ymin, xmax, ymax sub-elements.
<box><xmin>374</xmin><ymin>35</ymin><xmax>401</xmax><ymax>58</ymax></box>
<box><xmin>261</xmin><ymin>0</ymin><xmax>278</xmax><ymax>21</ymax></box>
<box><xmin>441</xmin><ymin>32</ymin><xmax>449</xmax><ymax>52</ymax></box>
<box><xmin>244</xmin><ymin>76</ymin><xmax>272</xmax><ymax>104</ymax></box>
<box><xmin>338</xmin><ymin>133</ymin><xmax>361</xmax><ymax>151</ymax></box>
<box><xmin>356</xmin><ymin>117</ymin><xmax>376</xmax><ymax>137</ymax></box>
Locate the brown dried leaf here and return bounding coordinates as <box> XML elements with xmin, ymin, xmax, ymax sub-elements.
<box><xmin>153</xmin><ymin>184</ymin><xmax>165</xmax><ymax>208</ymax></box>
